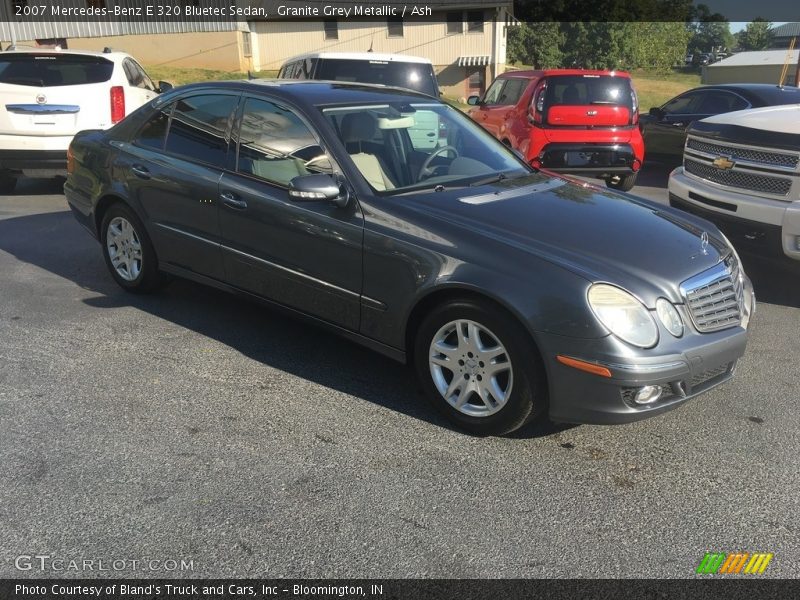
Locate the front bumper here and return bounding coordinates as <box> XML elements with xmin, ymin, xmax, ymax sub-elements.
<box><xmin>538</xmin><ymin>277</ymin><xmax>754</xmax><ymax>424</ymax></box>
<box><xmin>669</xmin><ymin>167</ymin><xmax>800</xmax><ymax>262</ymax></box>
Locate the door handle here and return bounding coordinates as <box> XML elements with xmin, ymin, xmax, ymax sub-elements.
<box><xmin>672</xmin><ymin>122</ymin><xmax>685</xmax><ymax>127</ymax></box>
<box><xmin>131</xmin><ymin>164</ymin><xmax>150</xmax><ymax>179</ymax></box>
<box><xmin>220</xmin><ymin>191</ymin><xmax>247</xmax><ymax>210</ymax></box>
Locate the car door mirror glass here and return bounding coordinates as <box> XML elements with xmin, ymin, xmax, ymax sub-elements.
<box><xmin>289</xmin><ymin>173</ymin><xmax>348</xmax><ymax>207</ymax></box>
<box><xmin>467</xmin><ymin>95</ymin><xmax>481</xmax><ymax>106</ymax></box>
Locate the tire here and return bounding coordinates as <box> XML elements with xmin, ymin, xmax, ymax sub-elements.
<box><xmin>99</xmin><ymin>202</ymin><xmax>162</xmax><ymax>293</ymax></box>
<box><xmin>606</xmin><ymin>173</ymin><xmax>637</xmax><ymax>192</ymax></box>
<box><xmin>413</xmin><ymin>299</ymin><xmax>547</xmax><ymax>436</ymax></box>
<box><xmin>0</xmin><ymin>173</ymin><xmax>17</xmax><ymax>194</ymax></box>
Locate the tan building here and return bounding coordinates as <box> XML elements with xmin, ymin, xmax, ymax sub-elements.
<box><xmin>1</xmin><ymin>1</ymin><xmax>514</xmax><ymax>98</ymax></box>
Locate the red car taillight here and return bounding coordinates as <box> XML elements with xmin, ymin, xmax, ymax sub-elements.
<box><xmin>110</xmin><ymin>86</ymin><xmax>125</xmax><ymax>124</ymax></box>
<box><xmin>630</xmin><ymin>87</ymin><xmax>639</xmax><ymax>125</ymax></box>
<box><xmin>529</xmin><ymin>80</ymin><xmax>547</xmax><ymax>124</ymax></box>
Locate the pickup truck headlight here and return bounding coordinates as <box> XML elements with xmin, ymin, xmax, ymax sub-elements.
<box><xmin>588</xmin><ymin>284</ymin><xmax>658</xmax><ymax>348</ymax></box>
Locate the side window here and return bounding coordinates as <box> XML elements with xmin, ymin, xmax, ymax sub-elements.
<box><xmin>132</xmin><ymin>105</ymin><xmax>172</xmax><ymax>150</ymax></box>
<box><xmin>498</xmin><ymin>78</ymin><xmax>526</xmax><ymax>105</ymax></box>
<box><xmin>164</xmin><ymin>94</ymin><xmax>238</xmax><ymax>165</ymax></box>
<box><xmin>662</xmin><ymin>92</ymin><xmax>699</xmax><ymax>115</ymax></box>
<box><xmin>236</xmin><ymin>97</ymin><xmax>334</xmax><ymax>187</ymax></box>
<box><xmin>695</xmin><ymin>91</ymin><xmax>749</xmax><ymax>114</ymax></box>
<box><xmin>482</xmin><ymin>79</ymin><xmax>505</xmax><ymax>105</ymax></box>
<box><xmin>131</xmin><ymin>60</ymin><xmax>156</xmax><ymax>91</ymax></box>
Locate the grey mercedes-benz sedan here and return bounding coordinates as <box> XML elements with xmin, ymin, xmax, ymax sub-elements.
<box><xmin>64</xmin><ymin>81</ymin><xmax>754</xmax><ymax>435</ymax></box>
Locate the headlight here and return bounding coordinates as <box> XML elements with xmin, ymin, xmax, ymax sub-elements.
<box><xmin>656</xmin><ymin>298</ymin><xmax>683</xmax><ymax>337</ymax></box>
<box><xmin>588</xmin><ymin>284</ymin><xmax>658</xmax><ymax>348</ymax></box>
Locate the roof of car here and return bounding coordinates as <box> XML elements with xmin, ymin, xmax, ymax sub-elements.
<box><xmin>282</xmin><ymin>51</ymin><xmax>432</xmax><ymax>65</ymax></box>
<box><xmin>2</xmin><ymin>47</ymin><xmax>130</xmax><ymax>59</ymax></box>
<box><xmin>498</xmin><ymin>69</ymin><xmax>632</xmax><ymax>79</ymax></box>
<box><xmin>159</xmin><ymin>79</ymin><xmax>436</xmax><ymax>109</ymax></box>
<box><xmin>686</xmin><ymin>83</ymin><xmax>800</xmax><ymax>105</ymax></box>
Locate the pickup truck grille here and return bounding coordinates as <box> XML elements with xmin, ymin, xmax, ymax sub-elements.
<box><xmin>684</xmin><ymin>158</ymin><xmax>792</xmax><ymax>197</ymax></box>
<box><xmin>686</xmin><ymin>139</ymin><xmax>800</xmax><ymax>170</ymax></box>
<box><xmin>681</xmin><ymin>255</ymin><xmax>744</xmax><ymax>333</ymax></box>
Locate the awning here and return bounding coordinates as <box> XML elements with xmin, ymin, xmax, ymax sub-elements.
<box><xmin>458</xmin><ymin>56</ymin><xmax>490</xmax><ymax>67</ymax></box>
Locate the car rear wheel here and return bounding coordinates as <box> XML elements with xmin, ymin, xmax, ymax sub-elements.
<box><xmin>100</xmin><ymin>203</ymin><xmax>162</xmax><ymax>293</ymax></box>
<box><xmin>414</xmin><ymin>299</ymin><xmax>546</xmax><ymax>435</ymax></box>
<box><xmin>606</xmin><ymin>173</ymin><xmax>637</xmax><ymax>192</ymax></box>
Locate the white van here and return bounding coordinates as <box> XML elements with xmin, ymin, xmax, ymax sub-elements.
<box><xmin>278</xmin><ymin>52</ymin><xmax>443</xmax><ymax>150</ymax></box>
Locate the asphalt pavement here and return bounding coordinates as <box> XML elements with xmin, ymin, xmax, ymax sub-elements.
<box><xmin>1</xmin><ymin>169</ymin><xmax>798</xmax><ymax>579</ymax></box>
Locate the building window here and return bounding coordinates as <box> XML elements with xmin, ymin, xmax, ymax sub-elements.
<box><xmin>467</xmin><ymin>67</ymin><xmax>484</xmax><ymax>93</ymax></box>
<box><xmin>324</xmin><ymin>20</ymin><xmax>338</xmax><ymax>40</ymax></box>
<box><xmin>387</xmin><ymin>17</ymin><xmax>403</xmax><ymax>38</ymax></box>
<box><xmin>446</xmin><ymin>12</ymin><xmax>463</xmax><ymax>34</ymax></box>
<box><xmin>467</xmin><ymin>10</ymin><xmax>484</xmax><ymax>33</ymax></box>
<box><xmin>242</xmin><ymin>31</ymin><xmax>252</xmax><ymax>57</ymax></box>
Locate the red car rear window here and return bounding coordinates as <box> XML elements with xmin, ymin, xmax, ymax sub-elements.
<box><xmin>544</xmin><ymin>75</ymin><xmax>633</xmax><ymax>109</ymax></box>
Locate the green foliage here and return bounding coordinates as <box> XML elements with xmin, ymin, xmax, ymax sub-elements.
<box><xmin>737</xmin><ymin>19</ymin><xmax>773</xmax><ymax>51</ymax></box>
<box><xmin>619</xmin><ymin>23</ymin><xmax>692</xmax><ymax>70</ymax></box>
<box><xmin>507</xmin><ymin>22</ymin><xmax>564</xmax><ymax>69</ymax></box>
<box><xmin>688</xmin><ymin>20</ymin><xmax>734</xmax><ymax>53</ymax></box>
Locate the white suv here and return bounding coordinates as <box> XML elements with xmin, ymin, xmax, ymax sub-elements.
<box><xmin>0</xmin><ymin>47</ymin><xmax>171</xmax><ymax>192</ymax></box>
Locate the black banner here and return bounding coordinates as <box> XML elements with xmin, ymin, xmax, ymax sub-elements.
<box><xmin>3</xmin><ymin>0</ymin><xmax>800</xmax><ymax>23</ymax></box>
<box><xmin>1</xmin><ymin>579</ymin><xmax>799</xmax><ymax>600</ymax></box>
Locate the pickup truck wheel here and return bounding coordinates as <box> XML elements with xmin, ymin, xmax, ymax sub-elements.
<box><xmin>414</xmin><ymin>299</ymin><xmax>546</xmax><ymax>436</ymax></box>
<box><xmin>0</xmin><ymin>172</ymin><xmax>17</xmax><ymax>194</ymax></box>
<box><xmin>100</xmin><ymin>203</ymin><xmax>162</xmax><ymax>293</ymax></box>
<box><xmin>606</xmin><ymin>173</ymin><xmax>637</xmax><ymax>192</ymax></box>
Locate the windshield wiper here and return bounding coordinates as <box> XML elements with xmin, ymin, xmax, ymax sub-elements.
<box><xmin>469</xmin><ymin>172</ymin><xmax>508</xmax><ymax>187</ymax></box>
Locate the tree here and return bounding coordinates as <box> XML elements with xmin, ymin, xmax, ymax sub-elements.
<box><xmin>507</xmin><ymin>22</ymin><xmax>564</xmax><ymax>68</ymax></box>
<box><xmin>738</xmin><ymin>19</ymin><xmax>773</xmax><ymax>51</ymax></box>
<box><xmin>620</xmin><ymin>22</ymin><xmax>692</xmax><ymax>70</ymax></box>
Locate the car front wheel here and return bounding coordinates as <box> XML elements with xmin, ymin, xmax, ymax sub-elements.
<box><xmin>100</xmin><ymin>203</ymin><xmax>162</xmax><ymax>293</ymax></box>
<box><xmin>414</xmin><ymin>300</ymin><xmax>546</xmax><ymax>435</ymax></box>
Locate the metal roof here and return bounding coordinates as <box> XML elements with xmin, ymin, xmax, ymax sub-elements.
<box><xmin>770</xmin><ymin>22</ymin><xmax>800</xmax><ymax>38</ymax></box>
<box><xmin>708</xmin><ymin>49</ymin><xmax>800</xmax><ymax>67</ymax></box>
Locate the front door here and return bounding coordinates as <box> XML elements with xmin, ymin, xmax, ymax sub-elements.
<box><xmin>218</xmin><ymin>96</ymin><xmax>363</xmax><ymax>331</ymax></box>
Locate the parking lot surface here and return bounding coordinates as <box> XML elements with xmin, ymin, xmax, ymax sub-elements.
<box><xmin>1</xmin><ymin>169</ymin><xmax>799</xmax><ymax>578</ymax></box>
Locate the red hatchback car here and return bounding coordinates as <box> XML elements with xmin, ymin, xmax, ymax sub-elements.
<box><xmin>468</xmin><ymin>69</ymin><xmax>644</xmax><ymax>191</ymax></box>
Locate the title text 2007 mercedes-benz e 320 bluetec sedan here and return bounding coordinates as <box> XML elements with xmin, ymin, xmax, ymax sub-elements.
<box><xmin>65</xmin><ymin>81</ymin><xmax>755</xmax><ymax>435</ymax></box>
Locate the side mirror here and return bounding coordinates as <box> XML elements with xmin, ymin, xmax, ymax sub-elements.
<box><xmin>467</xmin><ymin>95</ymin><xmax>481</xmax><ymax>106</ymax></box>
<box><xmin>157</xmin><ymin>81</ymin><xmax>173</xmax><ymax>94</ymax></box>
<box><xmin>288</xmin><ymin>174</ymin><xmax>348</xmax><ymax>208</ymax></box>
<box><xmin>649</xmin><ymin>107</ymin><xmax>664</xmax><ymax>119</ymax></box>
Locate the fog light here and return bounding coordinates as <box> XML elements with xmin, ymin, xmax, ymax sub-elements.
<box><xmin>634</xmin><ymin>385</ymin><xmax>662</xmax><ymax>404</ymax></box>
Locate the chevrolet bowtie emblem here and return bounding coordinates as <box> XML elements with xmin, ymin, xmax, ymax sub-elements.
<box><xmin>712</xmin><ymin>156</ymin><xmax>735</xmax><ymax>170</ymax></box>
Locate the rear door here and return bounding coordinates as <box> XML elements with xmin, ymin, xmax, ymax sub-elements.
<box><xmin>0</xmin><ymin>53</ymin><xmax>114</xmax><ymax>135</ymax></box>
<box><xmin>543</xmin><ymin>75</ymin><xmax>633</xmax><ymax>127</ymax></box>
<box><xmin>117</xmin><ymin>92</ymin><xmax>240</xmax><ymax>280</ymax></box>
<box><xmin>218</xmin><ymin>95</ymin><xmax>363</xmax><ymax>330</ymax></box>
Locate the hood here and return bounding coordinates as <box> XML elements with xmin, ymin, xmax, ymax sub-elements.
<box><xmin>414</xmin><ymin>174</ymin><xmax>729</xmax><ymax>306</ymax></box>
<box><xmin>700</xmin><ymin>104</ymin><xmax>800</xmax><ymax>134</ymax></box>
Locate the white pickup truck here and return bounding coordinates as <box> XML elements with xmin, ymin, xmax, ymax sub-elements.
<box><xmin>668</xmin><ymin>104</ymin><xmax>800</xmax><ymax>263</ymax></box>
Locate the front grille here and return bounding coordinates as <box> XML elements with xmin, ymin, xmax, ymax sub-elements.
<box><xmin>686</xmin><ymin>139</ymin><xmax>800</xmax><ymax>170</ymax></box>
<box><xmin>681</xmin><ymin>256</ymin><xmax>744</xmax><ymax>332</ymax></box>
<box><xmin>691</xmin><ymin>363</ymin><xmax>731</xmax><ymax>388</ymax></box>
<box><xmin>684</xmin><ymin>158</ymin><xmax>792</xmax><ymax>196</ymax></box>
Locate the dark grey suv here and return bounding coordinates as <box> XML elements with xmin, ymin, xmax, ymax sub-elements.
<box><xmin>64</xmin><ymin>81</ymin><xmax>755</xmax><ymax>435</ymax></box>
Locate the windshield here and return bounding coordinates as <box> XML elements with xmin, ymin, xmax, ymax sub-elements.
<box><xmin>315</xmin><ymin>59</ymin><xmax>438</xmax><ymax>96</ymax></box>
<box><xmin>322</xmin><ymin>102</ymin><xmax>530</xmax><ymax>194</ymax></box>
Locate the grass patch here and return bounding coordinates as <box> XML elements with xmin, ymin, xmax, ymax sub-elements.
<box><xmin>145</xmin><ymin>65</ymin><xmax>278</xmax><ymax>86</ymax></box>
<box><xmin>629</xmin><ymin>69</ymin><xmax>701</xmax><ymax>111</ymax></box>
